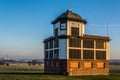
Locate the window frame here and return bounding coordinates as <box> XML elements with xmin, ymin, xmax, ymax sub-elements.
<box><xmin>96</xmin><ymin>51</ymin><xmax>106</xmax><ymax>60</ymax></box>
<box><xmin>69</xmin><ymin>49</ymin><xmax>81</xmax><ymax>59</ymax></box>
<box><xmin>83</xmin><ymin>50</ymin><xmax>94</xmax><ymax>60</ymax></box>
<box><xmin>71</xmin><ymin>27</ymin><xmax>79</xmax><ymax>37</ymax></box>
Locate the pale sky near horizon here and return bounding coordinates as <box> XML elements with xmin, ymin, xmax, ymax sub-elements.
<box><xmin>0</xmin><ymin>0</ymin><xmax>120</xmax><ymax>59</ymax></box>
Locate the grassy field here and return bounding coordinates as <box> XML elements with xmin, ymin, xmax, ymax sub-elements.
<box><xmin>0</xmin><ymin>74</ymin><xmax>120</xmax><ymax>80</ymax></box>
<box><xmin>110</xmin><ymin>65</ymin><xmax>120</xmax><ymax>75</ymax></box>
<box><xmin>0</xmin><ymin>64</ymin><xmax>119</xmax><ymax>80</ymax></box>
<box><xmin>0</xmin><ymin>65</ymin><xmax>44</xmax><ymax>73</ymax></box>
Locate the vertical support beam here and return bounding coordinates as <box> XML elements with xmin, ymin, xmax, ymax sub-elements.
<box><xmin>48</xmin><ymin>42</ymin><xmax>50</xmax><ymax>59</ymax></box>
<box><xmin>81</xmin><ymin>23</ymin><xmax>85</xmax><ymax>36</ymax></box>
<box><xmin>53</xmin><ymin>40</ymin><xmax>54</xmax><ymax>59</ymax></box>
<box><xmin>108</xmin><ymin>42</ymin><xmax>110</xmax><ymax>60</ymax></box>
<box><xmin>79</xmin><ymin>24</ymin><xmax>81</xmax><ymax>36</ymax></box>
<box><xmin>48</xmin><ymin>51</ymin><xmax>49</xmax><ymax>59</ymax></box>
<box><xmin>94</xmin><ymin>40</ymin><xmax>96</xmax><ymax>60</ymax></box>
<box><xmin>81</xmin><ymin>39</ymin><xmax>83</xmax><ymax>60</ymax></box>
<box><xmin>67</xmin><ymin>21</ymin><xmax>70</xmax><ymax>36</ymax></box>
<box><xmin>43</xmin><ymin>43</ymin><xmax>45</xmax><ymax>59</ymax></box>
<box><xmin>67</xmin><ymin>39</ymin><xmax>69</xmax><ymax>59</ymax></box>
<box><xmin>106</xmin><ymin>41</ymin><xmax>110</xmax><ymax>60</ymax></box>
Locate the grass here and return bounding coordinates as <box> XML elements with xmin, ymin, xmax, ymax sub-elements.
<box><xmin>0</xmin><ymin>74</ymin><xmax>119</xmax><ymax>80</ymax></box>
<box><xmin>0</xmin><ymin>65</ymin><xmax>44</xmax><ymax>73</ymax></box>
<box><xmin>0</xmin><ymin>64</ymin><xmax>119</xmax><ymax>80</ymax></box>
<box><xmin>110</xmin><ymin>65</ymin><xmax>120</xmax><ymax>75</ymax></box>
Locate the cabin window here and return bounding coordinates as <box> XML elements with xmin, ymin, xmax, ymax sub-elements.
<box><xmin>45</xmin><ymin>51</ymin><xmax>48</xmax><ymax>59</ymax></box>
<box><xmin>55</xmin><ymin>28</ymin><xmax>58</xmax><ymax>36</ymax></box>
<box><xmin>54</xmin><ymin>39</ymin><xmax>59</xmax><ymax>48</ymax></box>
<box><xmin>71</xmin><ymin>27</ymin><xmax>79</xmax><ymax>37</ymax></box>
<box><xmin>96</xmin><ymin>51</ymin><xmax>106</xmax><ymax>60</ymax></box>
<box><xmin>54</xmin><ymin>49</ymin><xmax>59</xmax><ymax>59</ymax></box>
<box><xmin>83</xmin><ymin>39</ymin><xmax>94</xmax><ymax>48</ymax></box>
<box><xmin>49</xmin><ymin>50</ymin><xmax>53</xmax><ymax>59</ymax></box>
<box><xmin>69</xmin><ymin>38</ymin><xmax>81</xmax><ymax>47</ymax></box>
<box><xmin>83</xmin><ymin>50</ymin><xmax>94</xmax><ymax>59</ymax></box>
<box><xmin>96</xmin><ymin>40</ymin><xmax>106</xmax><ymax>49</ymax></box>
<box><xmin>45</xmin><ymin>42</ymin><xmax>48</xmax><ymax>49</ymax></box>
<box><xmin>69</xmin><ymin>49</ymin><xmax>81</xmax><ymax>59</ymax></box>
<box><xmin>49</xmin><ymin>40</ymin><xmax>53</xmax><ymax>49</ymax></box>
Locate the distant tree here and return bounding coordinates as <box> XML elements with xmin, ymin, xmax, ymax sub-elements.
<box><xmin>32</xmin><ymin>60</ymin><xmax>37</xmax><ymax>65</ymax></box>
<box><xmin>28</xmin><ymin>61</ymin><xmax>32</xmax><ymax>66</ymax></box>
<box><xmin>6</xmin><ymin>63</ymin><xmax>9</xmax><ymax>66</ymax></box>
<box><xmin>0</xmin><ymin>62</ymin><xmax>4</xmax><ymax>65</ymax></box>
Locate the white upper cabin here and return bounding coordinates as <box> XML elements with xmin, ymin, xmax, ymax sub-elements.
<box><xmin>52</xmin><ymin>10</ymin><xmax>87</xmax><ymax>37</ymax></box>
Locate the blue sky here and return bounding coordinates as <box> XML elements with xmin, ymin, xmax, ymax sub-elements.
<box><xmin>0</xmin><ymin>0</ymin><xmax>120</xmax><ymax>59</ymax></box>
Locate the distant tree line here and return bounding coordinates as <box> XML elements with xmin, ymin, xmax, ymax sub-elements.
<box><xmin>28</xmin><ymin>60</ymin><xmax>43</xmax><ymax>66</ymax></box>
<box><xmin>110</xmin><ymin>61</ymin><xmax>120</xmax><ymax>65</ymax></box>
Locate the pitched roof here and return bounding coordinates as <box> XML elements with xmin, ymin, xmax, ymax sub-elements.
<box><xmin>51</xmin><ymin>9</ymin><xmax>87</xmax><ymax>24</ymax></box>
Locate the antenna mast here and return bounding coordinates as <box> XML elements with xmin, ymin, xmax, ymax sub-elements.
<box><xmin>107</xmin><ymin>18</ymin><xmax>109</xmax><ymax>36</ymax></box>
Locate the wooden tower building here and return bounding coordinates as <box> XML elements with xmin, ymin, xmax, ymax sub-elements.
<box><xmin>43</xmin><ymin>10</ymin><xmax>110</xmax><ymax>76</ymax></box>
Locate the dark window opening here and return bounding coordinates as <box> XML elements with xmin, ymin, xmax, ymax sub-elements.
<box><xmin>96</xmin><ymin>40</ymin><xmax>106</xmax><ymax>49</ymax></box>
<box><xmin>83</xmin><ymin>50</ymin><xmax>94</xmax><ymax>59</ymax></box>
<box><xmin>45</xmin><ymin>42</ymin><xmax>48</xmax><ymax>49</ymax></box>
<box><xmin>54</xmin><ymin>39</ymin><xmax>59</xmax><ymax>48</ymax></box>
<box><xmin>83</xmin><ymin>39</ymin><xmax>94</xmax><ymax>48</ymax></box>
<box><xmin>96</xmin><ymin>51</ymin><xmax>106</xmax><ymax>60</ymax></box>
<box><xmin>54</xmin><ymin>49</ymin><xmax>59</xmax><ymax>59</ymax></box>
<box><xmin>49</xmin><ymin>40</ymin><xmax>53</xmax><ymax>49</ymax></box>
<box><xmin>69</xmin><ymin>49</ymin><xmax>81</xmax><ymax>59</ymax></box>
<box><xmin>45</xmin><ymin>51</ymin><xmax>48</xmax><ymax>59</ymax></box>
<box><xmin>71</xmin><ymin>27</ymin><xmax>79</xmax><ymax>37</ymax></box>
<box><xmin>69</xmin><ymin>38</ymin><xmax>81</xmax><ymax>47</ymax></box>
<box><xmin>49</xmin><ymin>50</ymin><xmax>53</xmax><ymax>59</ymax></box>
<box><xmin>55</xmin><ymin>28</ymin><xmax>58</xmax><ymax>37</ymax></box>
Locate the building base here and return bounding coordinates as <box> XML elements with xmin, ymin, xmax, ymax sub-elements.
<box><xmin>44</xmin><ymin>59</ymin><xmax>109</xmax><ymax>76</ymax></box>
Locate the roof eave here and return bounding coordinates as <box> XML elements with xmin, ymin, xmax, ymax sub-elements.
<box><xmin>51</xmin><ymin>18</ymin><xmax>87</xmax><ymax>24</ymax></box>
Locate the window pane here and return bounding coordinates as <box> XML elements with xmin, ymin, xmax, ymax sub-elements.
<box><xmin>54</xmin><ymin>49</ymin><xmax>59</xmax><ymax>59</ymax></box>
<box><xmin>49</xmin><ymin>50</ymin><xmax>53</xmax><ymax>59</ymax></box>
<box><xmin>45</xmin><ymin>42</ymin><xmax>48</xmax><ymax>49</ymax></box>
<box><xmin>83</xmin><ymin>40</ymin><xmax>94</xmax><ymax>48</ymax></box>
<box><xmin>54</xmin><ymin>39</ymin><xmax>59</xmax><ymax>48</ymax></box>
<box><xmin>71</xmin><ymin>27</ymin><xmax>79</xmax><ymax>37</ymax></box>
<box><xmin>83</xmin><ymin>50</ymin><xmax>94</xmax><ymax>59</ymax></box>
<box><xmin>96</xmin><ymin>51</ymin><xmax>106</xmax><ymax>60</ymax></box>
<box><xmin>55</xmin><ymin>28</ymin><xmax>58</xmax><ymax>36</ymax></box>
<box><xmin>45</xmin><ymin>51</ymin><xmax>48</xmax><ymax>59</ymax></box>
<box><xmin>69</xmin><ymin>49</ymin><xmax>81</xmax><ymax>59</ymax></box>
<box><xmin>49</xmin><ymin>40</ymin><xmax>53</xmax><ymax>49</ymax></box>
<box><xmin>69</xmin><ymin>38</ymin><xmax>81</xmax><ymax>47</ymax></box>
<box><xmin>96</xmin><ymin>40</ymin><xmax>106</xmax><ymax>49</ymax></box>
